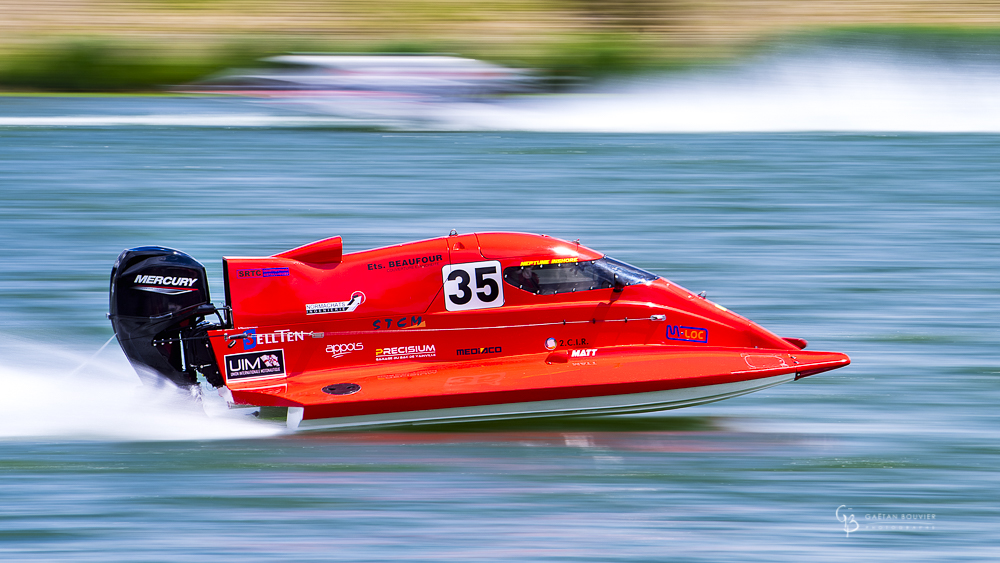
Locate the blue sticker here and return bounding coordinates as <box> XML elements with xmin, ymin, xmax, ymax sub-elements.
<box><xmin>243</xmin><ymin>328</ymin><xmax>257</xmax><ymax>350</ymax></box>
<box><xmin>666</xmin><ymin>325</ymin><xmax>708</xmax><ymax>343</ymax></box>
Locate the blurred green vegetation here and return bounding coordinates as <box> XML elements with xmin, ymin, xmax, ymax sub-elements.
<box><xmin>0</xmin><ymin>35</ymin><xmax>694</xmax><ymax>92</ymax></box>
<box><xmin>0</xmin><ymin>41</ymin><xmax>279</xmax><ymax>92</ymax></box>
<box><xmin>2</xmin><ymin>24</ymin><xmax>1000</xmax><ymax>92</ymax></box>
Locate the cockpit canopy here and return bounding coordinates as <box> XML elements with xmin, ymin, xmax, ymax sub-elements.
<box><xmin>503</xmin><ymin>257</ymin><xmax>658</xmax><ymax>295</ymax></box>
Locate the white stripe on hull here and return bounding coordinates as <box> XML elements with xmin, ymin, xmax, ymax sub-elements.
<box><xmin>290</xmin><ymin>373</ymin><xmax>795</xmax><ymax>431</ymax></box>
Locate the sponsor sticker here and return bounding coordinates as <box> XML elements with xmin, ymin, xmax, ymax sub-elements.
<box><xmin>306</xmin><ymin>291</ymin><xmax>366</xmax><ymax>315</ymax></box>
<box><xmin>133</xmin><ymin>274</ymin><xmax>198</xmax><ymax>287</ymax></box>
<box><xmin>375</xmin><ymin>344</ymin><xmax>436</xmax><ymax>362</ymax></box>
<box><xmin>666</xmin><ymin>325</ymin><xmax>708</xmax><ymax>343</ymax></box>
<box><xmin>570</xmin><ymin>349</ymin><xmax>597</xmax><ymax>358</ymax></box>
<box><xmin>519</xmin><ymin>257</ymin><xmax>579</xmax><ymax>267</ymax></box>
<box><xmin>242</xmin><ymin>329</ymin><xmax>308</xmax><ymax>351</ymax></box>
<box><xmin>225</xmin><ymin>349</ymin><xmax>286</xmax><ymax>380</ymax></box>
<box><xmin>372</xmin><ymin>316</ymin><xmax>425</xmax><ymax>330</ymax></box>
<box><xmin>444</xmin><ymin>373</ymin><xmax>504</xmax><ymax>389</ymax></box>
<box><xmin>236</xmin><ymin>267</ymin><xmax>290</xmax><ymax>279</ymax></box>
<box><xmin>132</xmin><ymin>274</ymin><xmax>198</xmax><ymax>295</ymax></box>
<box><xmin>457</xmin><ymin>346</ymin><xmax>502</xmax><ymax>356</ymax></box>
<box><xmin>368</xmin><ymin>254</ymin><xmax>444</xmax><ymax>272</ymax></box>
<box><xmin>377</xmin><ymin>368</ymin><xmax>438</xmax><ymax>381</ymax></box>
<box><xmin>326</xmin><ymin>342</ymin><xmax>364</xmax><ymax>359</ymax></box>
<box><xmin>442</xmin><ymin>260</ymin><xmax>504</xmax><ymax>312</ymax></box>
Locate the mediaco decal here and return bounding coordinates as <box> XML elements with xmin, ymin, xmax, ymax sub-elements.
<box><xmin>570</xmin><ymin>349</ymin><xmax>597</xmax><ymax>358</ymax></box>
<box><xmin>326</xmin><ymin>342</ymin><xmax>364</xmax><ymax>359</ymax></box>
<box><xmin>225</xmin><ymin>349</ymin><xmax>286</xmax><ymax>381</ymax></box>
<box><xmin>306</xmin><ymin>291</ymin><xmax>366</xmax><ymax>315</ymax></box>
<box><xmin>375</xmin><ymin>344</ymin><xmax>436</xmax><ymax>362</ymax></box>
<box><xmin>456</xmin><ymin>346</ymin><xmax>502</xmax><ymax>356</ymax></box>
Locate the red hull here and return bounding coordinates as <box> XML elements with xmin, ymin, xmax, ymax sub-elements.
<box><xmin>196</xmin><ymin>232</ymin><xmax>849</xmax><ymax>429</ymax></box>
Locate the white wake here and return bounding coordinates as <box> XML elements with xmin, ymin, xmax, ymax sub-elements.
<box><xmin>0</xmin><ymin>333</ymin><xmax>282</xmax><ymax>442</ymax></box>
<box><xmin>437</xmin><ymin>48</ymin><xmax>1000</xmax><ymax>132</ymax></box>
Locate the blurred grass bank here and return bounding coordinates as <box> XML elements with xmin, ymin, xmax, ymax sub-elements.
<box><xmin>2</xmin><ymin>0</ymin><xmax>1000</xmax><ymax>91</ymax></box>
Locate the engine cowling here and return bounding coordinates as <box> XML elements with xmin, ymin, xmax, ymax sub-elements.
<box><xmin>109</xmin><ymin>246</ymin><xmax>222</xmax><ymax>388</ymax></box>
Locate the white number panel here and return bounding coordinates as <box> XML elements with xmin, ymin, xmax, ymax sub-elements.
<box><xmin>441</xmin><ymin>260</ymin><xmax>505</xmax><ymax>312</ymax></box>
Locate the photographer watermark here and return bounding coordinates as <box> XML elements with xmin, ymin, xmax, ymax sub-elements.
<box><xmin>836</xmin><ymin>505</ymin><xmax>936</xmax><ymax>537</ymax></box>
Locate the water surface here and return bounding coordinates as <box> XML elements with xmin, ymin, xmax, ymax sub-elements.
<box><xmin>0</xmin><ymin>97</ymin><xmax>997</xmax><ymax>561</ymax></box>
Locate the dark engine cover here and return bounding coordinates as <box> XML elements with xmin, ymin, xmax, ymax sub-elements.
<box><xmin>109</xmin><ymin>247</ymin><xmax>219</xmax><ymax>388</ymax></box>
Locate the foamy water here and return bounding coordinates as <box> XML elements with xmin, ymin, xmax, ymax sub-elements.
<box><xmin>0</xmin><ymin>333</ymin><xmax>282</xmax><ymax>441</ymax></box>
<box><xmin>441</xmin><ymin>49</ymin><xmax>1000</xmax><ymax>132</ymax></box>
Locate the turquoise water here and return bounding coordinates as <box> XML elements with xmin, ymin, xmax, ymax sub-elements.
<box><xmin>0</xmin><ymin>96</ymin><xmax>998</xmax><ymax>561</ymax></box>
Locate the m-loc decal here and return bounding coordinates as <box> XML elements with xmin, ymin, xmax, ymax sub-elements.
<box><xmin>225</xmin><ymin>349</ymin><xmax>286</xmax><ymax>380</ymax></box>
<box><xmin>666</xmin><ymin>325</ymin><xmax>708</xmax><ymax>343</ymax></box>
<box><xmin>306</xmin><ymin>291</ymin><xmax>366</xmax><ymax>315</ymax></box>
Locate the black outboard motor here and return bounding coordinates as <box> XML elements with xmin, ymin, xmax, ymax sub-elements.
<box><xmin>109</xmin><ymin>247</ymin><xmax>224</xmax><ymax>388</ymax></box>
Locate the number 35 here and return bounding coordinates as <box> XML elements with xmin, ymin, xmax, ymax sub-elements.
<box><xmin>442</xmin><ymin>261</ymin><xmax>505</xmax><ymax>312</ymax></box>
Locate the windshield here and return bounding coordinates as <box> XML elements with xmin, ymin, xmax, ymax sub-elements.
<box><xmin>502</xmin><ymin>257</ymin><xmax>658</xmax><ymax>295</ymax></box>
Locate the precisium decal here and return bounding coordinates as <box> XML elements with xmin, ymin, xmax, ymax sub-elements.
<box><xmin>375</xmin><ymin>344</ymin><xmax>436</xmax><ymax>362</ymax></box>
<box><xmin>306</xmin><ymin>291</ymin><xmax>366</xmax><ymax>315</ymax></box>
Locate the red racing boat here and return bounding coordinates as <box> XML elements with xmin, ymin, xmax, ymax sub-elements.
<box><xmin>109</xmin><ymin>232</ymin><xmax>849</xmax><ymax>430</ymax></box>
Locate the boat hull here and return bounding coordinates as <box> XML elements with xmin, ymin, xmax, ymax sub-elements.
<box><xmin>222</xmin><ymin>345</ymin><xmax>848</xmax><ymax>431</ymax></box>
<box><xmin>289</xmin><ymin>372</ymin><xmax>796</xmax><ymax>430</ymax></box>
